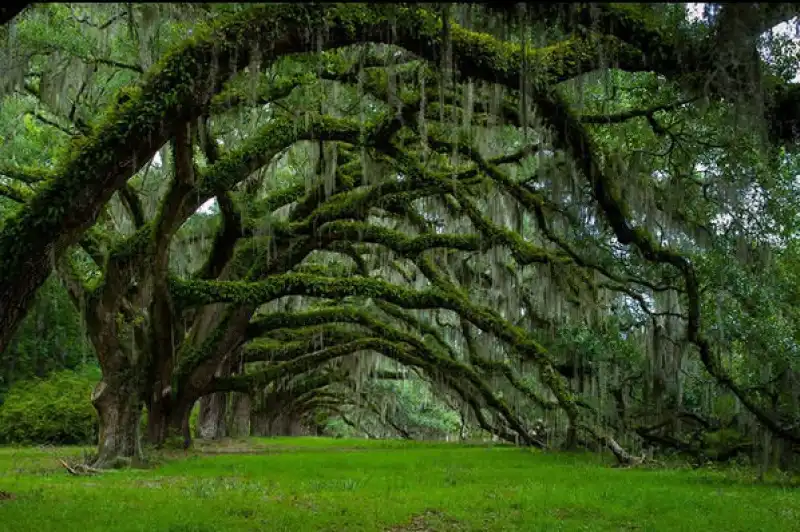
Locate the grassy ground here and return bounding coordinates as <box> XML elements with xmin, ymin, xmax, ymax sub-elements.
<box><xmin>0</xmin><ymin>437</ymin><xmax>798</xmax><ymax>531</ymax></box>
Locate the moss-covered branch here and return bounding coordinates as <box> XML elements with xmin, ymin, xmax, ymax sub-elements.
<box><xmin>243</xmin><ymin>303</ymin><xmax>544</xmax><ymax>445</ymax></box>
<box><xmin>531</xmin><ymin>71</ymin><xmax>800</xmax><ymax>444</ymax></box>
<box><xmin>0</xmin><ymin>3</ymin><xmax>427</xmax><ymax>352</ymax></box>
<box><xmin>118</xmin><ymin>185</ymin><xmax>145</xmax><ymax>229</ymax></box>
<box><xmin>193</xmin><ymin>192</ymin><xmax>242</xmax><ymax>280</ymax></box>
<box><xmin>208</xmin><ymin>337</ymin><xmax>409</xmax><ymax>394</ymax></box>
<box><xmin>0</xmin><ymin>164</ymin><xmax>51</xmax><ymax>185</ymax></box>
<box><xmin>170</xmin><ymin>273</ymin><xmax>445</xmax><ymax>309</ymax></box>
<box><xmin>0</xmin><ymin>182</ymin><xmax>34</xmax><ymax>203</ymax></box>
<box><xmin>244</xmin><ymin>326</ymin><xmax>374</xmax><ymax>363</ymax></box>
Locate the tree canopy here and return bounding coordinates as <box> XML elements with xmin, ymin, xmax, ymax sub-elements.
<box><xmin>1</xmin><ymin>3</ymin><xmax>800</xmax><ymax>469</ymax></box>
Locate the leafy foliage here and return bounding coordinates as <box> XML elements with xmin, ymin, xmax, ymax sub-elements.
<box><xmin>0</xmin><ymin>365</ymin><xmax>99</xmax><ymax>444</ymax></box>
<box><xmin>1</xmin><ymin>3</ymin><xmax>800</xmax><ymax>473</ymax></box>
<box><xmin>0</xmin><ymin>277</ymin><xmax>93</xmax><ymax>397</ymax></box>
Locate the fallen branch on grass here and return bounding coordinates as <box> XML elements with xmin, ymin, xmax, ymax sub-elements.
<box><xmin>59</xmin><ymin>458</ymin><xmax>103</xmax><ymax>476</ymax></box>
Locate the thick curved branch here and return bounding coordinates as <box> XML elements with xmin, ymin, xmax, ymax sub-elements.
<box><xmin>208</xmin><ymin>337</ymin><xmax>408</xmax><ymax>394</ymax></box>
<box><xmin>3</xmin><ymin>3</ymin><xmax>651</xmax><ymax>353</ymax></box>
<box><xmin>0</xmin><ymin>4</ymin><xmax>410</xmax><ymax>352</ymax></box>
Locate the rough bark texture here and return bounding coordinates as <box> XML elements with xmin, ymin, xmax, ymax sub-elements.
<box><xmin>146</xmin><ymin>395</ymin><xmax>195</xmax><ymax>447</ymax></box>
<box><xmin>145</xmin><ymin>399</ymin><xmax>170</xmax><ymax>446</ymax></box>
<box><xmin>250</xmin><ymin>409</ymin><xmax>269</xmax><ymax>437</ymax></box>
<box><xmin>250</xmin><ymin>409</ymin><xmax>311</xmax><ymax>437</ymax></box>
<box><xmin>197</xmin><ymin>393</ymin><xmax>228</xmax><ymax>440</ymax></box>
<box><xmin>91</xmin><ymin>380</ymin><xmax>143</xmax><ymax>468</ymax></box>
<box><xmin>228</xmin><ymin>393</ymin><xmax>251</xmax><ymax>438</ymax></box>
<box><xmin>195</xmin><ymin>358</ymin><xmax>232</xmax><ymax>439</ymax></box>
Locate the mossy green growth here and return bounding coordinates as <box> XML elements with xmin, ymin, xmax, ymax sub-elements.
<box><xmin>169</xmin><ymin>273</ymin><xmax>451</xmax><ymax>309</ymax></box>
<box><xmin>174</xmin><ymin>313</ymin><xmax>233</xmax><ymax>379</ymax></box>
<box><xmin>197</xmin><ymin>115</ymin><xmax>363</xmax><ymax>198</ymax></box>
<box><xmin>319</xmin><ymin>220</ymin><xmax>484</xmax><ymax>258</ymax></box>
<box><xmin>1</xmin><ymin>3</ymin><xmax>395</xmax><ymax>284</ymax></box>
<box><xmin>227</xmin><ymin>337</ymin><xmax>411</xmax><ymax>392</ymax></box>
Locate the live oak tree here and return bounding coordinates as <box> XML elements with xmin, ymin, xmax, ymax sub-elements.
<box><xmin>1</xmin><ymin>3</ymin><xmax>800</xmax><ymax>469</ymax></box>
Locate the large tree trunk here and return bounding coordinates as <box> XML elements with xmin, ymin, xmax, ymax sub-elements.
<box><xmin>170</xmin><ymin>401</ymin><xmax>193</xmax><ymax>447</ymax></box>
<box><xmin>91</xmin><ymin>380</ymin><xmax>143</xmax><ymax>468</ymax></box>
<box><xmin>197</xmin><ymin>392</ymin><xmax>228</xmax><ymax>439</ymax></box>
<box><xmin>145</xmin><ymin>399</ymin><xmax>169</xmax><ymax>446</ymax></box>
<box><xmin>146</xmin><ymin>394</ymin><xmax>195</xmax><ymax>448</ymax></box>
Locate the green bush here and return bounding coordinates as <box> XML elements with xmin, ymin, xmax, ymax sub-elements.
<box><xmin>0</xmin><ymin>365</ymin><xmax>100</xmax><ymax>445</ymax></box>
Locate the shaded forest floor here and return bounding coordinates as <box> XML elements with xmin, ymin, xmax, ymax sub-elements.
<box><xmin>0</xmin><ymin>438</ymin><xmax>798</xmax><ymax>531</ymax></box>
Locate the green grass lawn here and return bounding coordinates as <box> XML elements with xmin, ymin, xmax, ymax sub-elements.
<box><xmin>0</xmin><ymin>438</ymin><xmax>798</xmax><ymax>531</ymax></box>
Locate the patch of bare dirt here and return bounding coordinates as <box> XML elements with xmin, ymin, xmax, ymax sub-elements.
<box><xmin>0</xmin><ymin>491</ymin><xmax>16</xmax><ymax>501</ymax></box>
<box><xmin>385</xmin><ymin>509</ymin><xmax>465</xmax><ymax>531</ymax></box>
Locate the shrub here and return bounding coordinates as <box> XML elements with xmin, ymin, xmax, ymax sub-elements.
<box><xmin>0</xmin><ymin>365</ymin><xmax>100</xmax><ymax>445</ymax></box>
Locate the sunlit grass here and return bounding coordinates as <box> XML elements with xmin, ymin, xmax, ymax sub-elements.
<box><xmin>0</xmin><ymin>438</ymin><xmax>797</xmax><ymax>531</ymax></box>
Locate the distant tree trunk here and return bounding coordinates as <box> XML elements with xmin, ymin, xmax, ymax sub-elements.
<box><xmin>250</xmin><ymin>409</ymin><xmax>269</xmax><ymax>437</ymax></box>
<box><xmin>196</xmin><ymin>361</ymin><xmax>231</xmax><ymax>439</ymax></box>
<box><xmin>91</xmin><ymin>380</ymin><xmax>143</xmax><ymax>468</ymax></box>
<box><xmin>228</xmin><ymin>393</ymin><xmax>251</xmax><ymax>437</ymax></box>
<box><xmin>273</xmin><ymin>412</ymin><xmax>309</xmax><ymax>436</ymax></box>
<box><xmin>197</xmin><ymin>392</ymin><xmax>228</xmax><ymax>439</ymax></box>
<box><xmin>145</xmin><ymin>388</ymin><xmax>169</xmax><ymax>445</ymax></box>
<box><xmin>250</xmin><ymin>398</ymin><xmax>312</xmax><ymax>437</ymax></box>
<box><xmin>564</xmin><ymin>415</ymin><xmax>579</xmax><ymax>450</ymax></box>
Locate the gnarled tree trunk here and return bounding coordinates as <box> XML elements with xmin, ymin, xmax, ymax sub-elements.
<box><xmin>146</xmin><ymin>391</ymin><xmax>196</xmax><ymax>448</ymax></box>
<box><xmin>92</xmin><ymin>380</ymin><xmax>143</xmax><ymax>468</ymax></box>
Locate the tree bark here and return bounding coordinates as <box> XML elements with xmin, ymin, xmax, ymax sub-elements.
<box><xmin>251</xmin><ymin>410</ymin><xmax>307</xmax><ymax>437</ymax></box>
<box><xmin>250</xmin><ymin>409</ymin><xmax>269</xmax><ymax>437</ymax></box>
<box><xmin>145</xmin><ymin>398</ymin><xmax>169</xmax><ymax>446</ymax></box>
<box><xmin>197</xmin><ymin>392</ymin><xmax>228</xmax><ymax>439</ymax></box>
<box><xmin>146</xmin><ymin>394</ymin><xmax>195</xmax><ymax>447</ymax></box>
<box><xmin>91</xmin><ymin>380</ymin><xmax>143</xmax><ymax>468</ymax></box>
<box><xmin>196</xmin><ymin>360</ymin><xmax>232</xmax><ymax>439</ymax></box>
<box><xmin>171</xmin><ymin>401</ymin><xmax>193</xmax><ymax>447</ymax></box>
<box><xmin>273</xmin><ymin>411</ymin><xmax>310</xmax><ymax>436</ymax></box>
<box><xmin>228</xmin><ymin>393</ymin><xmax>251</xmax><ymax>438</ymax></box>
